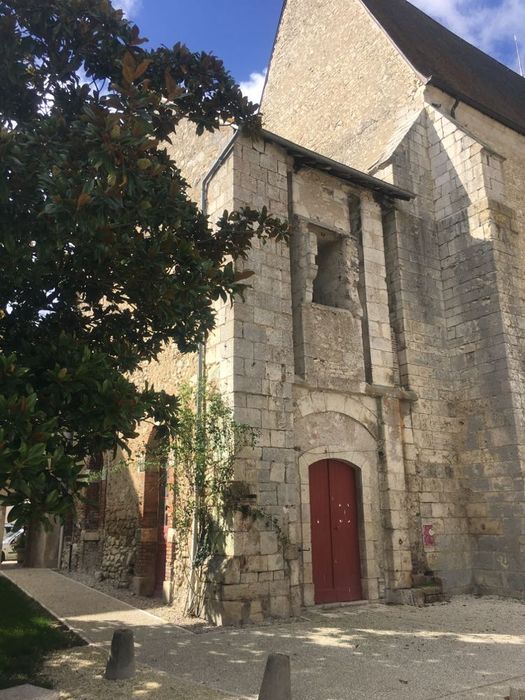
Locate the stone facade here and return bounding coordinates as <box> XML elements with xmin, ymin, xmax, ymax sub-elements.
<box><xmin>69</xmin><ymin>0</ymin><xmax>525</xmax><ymax>620</ymax></box>
<box><xmin>201</xmin><ymin>133</ymin><xmax>416</xmax><ymax>623</ymax></box>
<box><xmin>359</xmin><ymin>91</ymin><xmax>525</xmax><ymax>597</ymax></box>
<box><xmin>261</xmin><ymin>0</ymin><xmax>525</xmax><ymax>598</ymax></box>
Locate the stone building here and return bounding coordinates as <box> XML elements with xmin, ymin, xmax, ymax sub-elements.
<box><xmin>69</xmin><ymin>0</ymin><xmax>525</xmax><ymax>623</ymax></box>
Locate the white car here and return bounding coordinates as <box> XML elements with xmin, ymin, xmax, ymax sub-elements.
<box><xmin>1</xmin><ymin>526</ymin><xmax>23</xmax><ymax>563</ymax></box>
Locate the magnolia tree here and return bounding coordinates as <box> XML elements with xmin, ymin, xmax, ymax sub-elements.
<box><xmin>0</xmin><ymin>0</ymin><xmax>287</xmax><ymax>527</ymax></box>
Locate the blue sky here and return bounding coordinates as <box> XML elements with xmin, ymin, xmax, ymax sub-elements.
<box><xmin>115</xmin><ymin>0</ymin><xmax>524</xmax><ymax>101</ymax></box>
<box><xmin>115</xmin><ymin>0</ymin><xmax>283</xmax><ymax>86</ymax></box>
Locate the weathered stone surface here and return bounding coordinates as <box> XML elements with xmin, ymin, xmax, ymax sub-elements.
<box><xmin>67</xmin><ymin>0</ymin><xmax>525</xmax><ymax>625</ymax></box>
<box><xmin>258</xmin><ymin>654</ymin><xmax>292</xmax><ymax>700</ymax></box>
<box><xmin>105</xmin><ymin>628</ymin><xmax>136</xmax><ymax>681</ymax></box>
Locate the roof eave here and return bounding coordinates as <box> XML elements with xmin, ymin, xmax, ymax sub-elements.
<box><xmin>260</xmin><ymin>129</ymin><xmax>414</xmax><ymax>201</ymax></box>
<box><xmin>427</xmin><ymin>77</ymin><xmax>525</xmax><ymax>139</ymax></box>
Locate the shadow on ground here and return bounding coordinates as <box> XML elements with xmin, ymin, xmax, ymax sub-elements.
<box><xmin>64</xmin><ymin>600</ymin><xmax>525</xmax><ymax>699</ymax></box>
<box><xmin>4</xmin><ymin>568</ymin><xmax>525</xmax><ymax>700</ymax></box>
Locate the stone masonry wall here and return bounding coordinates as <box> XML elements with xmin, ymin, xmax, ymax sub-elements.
<box><xmin>206</xmin><ymin>136</ymin><xmax>298</xmax><ymax>625</ymax></box>
<box><xmin>262</xmin><ymin>0</ymin><xmax>424</xmax><ymax>173</ymax></box>
<box><xmin>375</xmin><ymin>111</ymin><xmax>468</xmax><ymax>590</ymax></box>
<box><xmin>376</xmin><ymin>92</ymin><xmax>525</xmax><ymax>596</ymax></box>
<box><xmin>92</xmin><ymin>126</ymin><xmax>422</xmax><ymax>619</ymax></box>
<box><xmin>207</xmin><ymin>134</ymin><xmax>416</xmax><ymax>622</ymax></box>
<box><xmin>288</xmin><ymin>163</ymin><xmax>413</xmax><ymax>600</ymax></box>
<box><xmin>425</xmin><ymin>88</ymin><xmax>525</xmax><ymax>596</ymax></box>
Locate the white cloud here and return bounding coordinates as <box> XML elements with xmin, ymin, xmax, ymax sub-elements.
<box><xmin>113</xmin><ymin>0</ymin><xmax>142</xmax><ymax>18</ymax></box>
<box><xmin>240</xmin><ymin>69</ymin><xmax>267</xmax><ymax>105</ymax></box>
<box><xmin>412</xmin><ymin>0</ymin><xmax>525</xmax><ymax>71</ymax></box>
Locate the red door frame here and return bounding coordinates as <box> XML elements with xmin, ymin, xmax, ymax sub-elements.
<box><xmin>154</xmin><ymin>468</ymin><xmax>173</xmax><ymax>596</ymax></box>
<box><xmin>309</xmin><ymin>459</ymin><xmax>363</xmax><ymax>604</ymax></box>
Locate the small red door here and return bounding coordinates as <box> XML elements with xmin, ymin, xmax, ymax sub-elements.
<box><xmin>309</xmin><ymin>460</ymin><xmax>362</xmax><ymax>604</ymax></box>
<box><xmin>154</xmin><ymin>473</ymin><xmax>170</xmax><ymax>596</ymax></box>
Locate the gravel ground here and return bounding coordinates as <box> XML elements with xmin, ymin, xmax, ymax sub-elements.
<box><xmin>43</xmin><ymin>646</ymin><xmax>243</xmax><ymax>700</ymax></box>
<box><xmin>62</xmin><ymin>569</ymin><xmax>214</xmax><ymax>633</ymax></box>
<box><xmin>6</xmin><ymin>567</ymin><xmax>525</xmax><ymax>700</ymax></box>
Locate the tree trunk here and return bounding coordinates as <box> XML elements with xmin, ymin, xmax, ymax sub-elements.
<box><xmin>24</xmin><ymin>516</ymin><xmax>62</xmax><ymax>568</ymax></box>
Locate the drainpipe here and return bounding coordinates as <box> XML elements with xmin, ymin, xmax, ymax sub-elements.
<box><xmin>0</xmin><ymin>504</ymin><xmax>5</xmax><ymax>548</ymax></box>
<box><xmin>186</xmin><ymin>130</ymin><xmax>238</xmax><ymax>613</ymax></box>
<box><xmin>57</xmin><ymin>523</ymin><xmax>64</xmax><ymax>569</ymax></box>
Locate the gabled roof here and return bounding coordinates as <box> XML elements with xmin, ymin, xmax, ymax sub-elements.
<box><xmin>360</xmin><ymin>0</ymin><xmax>525</xmax><ymax>138</ymax></box>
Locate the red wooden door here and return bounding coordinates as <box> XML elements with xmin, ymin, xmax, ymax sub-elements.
<box><xmin>309</xmin><ymin>460</ymin><xmax>362</xmax><ymax>604</ymax></box>
<box><xmin>154</xmin><ymin>475</ymin><xmax>170</xmax><ymax>596</ymax></box>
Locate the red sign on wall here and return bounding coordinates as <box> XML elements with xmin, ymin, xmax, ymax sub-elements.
<box><xmin>423</xmin><ymin>524</ymin><xmax>435</xmax><ymax>548</ymax></box>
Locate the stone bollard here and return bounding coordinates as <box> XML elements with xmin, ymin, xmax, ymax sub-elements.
<box><xmin>105</xmin><ymin>628</ymin><xmax>136</xmax><ymax>681</ymax></box>
<box><xmin>258</xmin><ymin>653</ymin><xmax>291</xmax><ymax>700</ymax></box>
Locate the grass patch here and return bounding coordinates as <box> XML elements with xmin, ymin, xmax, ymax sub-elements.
<box><xmin>0</xmin><ymin>575</ymin><xmax>84</xmax><ymax>689</ymax></box>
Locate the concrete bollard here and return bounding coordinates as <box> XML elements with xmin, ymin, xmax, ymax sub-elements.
<box><xmin>105</xmin><ymin>628</ymin><xmax>136</xmax><ymax>681</ymax></box>
<box><xmin>258</xmin><ymin>653</ymin><xmax>291</xmax><ymax>700</ymax></box>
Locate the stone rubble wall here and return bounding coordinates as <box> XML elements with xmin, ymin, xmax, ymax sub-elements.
<box><xmin>100</xmin><ymin>522</ymin><xmax>137</xmax><ymax>586</ymax></box>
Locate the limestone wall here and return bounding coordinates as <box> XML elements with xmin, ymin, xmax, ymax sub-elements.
<box><xmin>373</xmin><ymin>111</ymin><xmax>466</xmax><ymax>589</ymax></box>
<box><xmin>205</xmin><ymin>133</ymin><xmax>416</xmax><ymax>623</ymax></box>
<box><xmin>205</xmin><ymin>136</ymin><xmax>298</xmax><ymax>625</ymax></box>
<box><xmin>261</xmin><ymin>0</ymin><xmax>424</xmax><ymax>172</ymax></box>
<box><xmin>425</xmin><ymin>89</ymin><xmax>525</xmax><ymax>596</ymax></box>
<box><xmin>290</xmin><ymin>168</ymin><xmax>365</xmax><ymax>389</ymax></box>
<box><xmin>373</xmin><ymin>87</ymin><xmax>525</xmax><ymax>596</ymax></box>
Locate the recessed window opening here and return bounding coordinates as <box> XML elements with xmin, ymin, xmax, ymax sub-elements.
<box><xmin>312</xmin><ymin>228</ymin><xmax>346</xmax><ymax>308</ymax></box>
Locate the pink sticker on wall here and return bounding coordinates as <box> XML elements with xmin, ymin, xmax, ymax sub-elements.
<box><xmin>423</xmin><ymin>524</ymin><xmax>435</xmax><ymax>548</ymax></box>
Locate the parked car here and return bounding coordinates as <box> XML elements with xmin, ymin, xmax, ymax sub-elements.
<box><xmin>1</xmin><ymin>527</ymin><xmax>23</xmax><ymax>563</ymax></box>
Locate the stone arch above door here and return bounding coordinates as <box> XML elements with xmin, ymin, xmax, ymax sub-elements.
<box><xmin>295</xmin><ymin>410</ymin><xmax>382</xmax><ymax>605</ymax></box>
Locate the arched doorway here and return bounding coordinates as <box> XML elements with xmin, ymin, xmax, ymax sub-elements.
<box><xmin>309</xmin><ymin>459</ymin><xmax>362</xmax><ymax>604</ymax></box>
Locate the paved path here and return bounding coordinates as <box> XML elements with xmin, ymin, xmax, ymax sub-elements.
<box><xmin>0</xmin><ymin>685</ymin><xmax>59</xmax><ymax>700</ymax></box>
<box><xmin>4</xmin><ymin>567</ymin><xmax>525</xmax><ymax>699</ymax></box>
<box><xmin>1</xmin><ymin>567</ymin><xmax>183</xmax><ymax>644</ymax></box>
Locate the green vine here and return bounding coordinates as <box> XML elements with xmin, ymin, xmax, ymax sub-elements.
<box><xmin>86</xmin><ymin>380</ymin><xmax>288</xmax><ymax>615</ymax></box>
<box><xmin>138</xmin><ymin>381</ymin><xmax>287</xmax><ymax>568</ymax></box>
<box><xmin>170</xmin><ymin>381</ymin><xmax>257</xmax><ymax>567</ymax></box>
